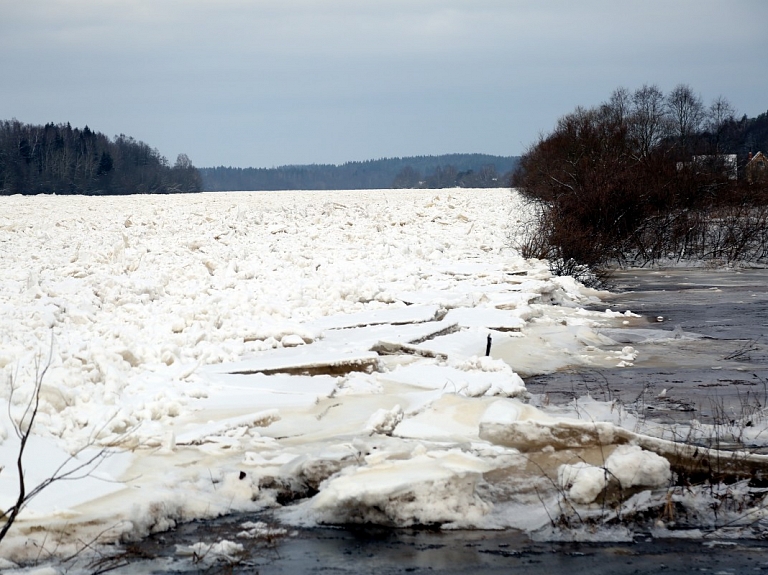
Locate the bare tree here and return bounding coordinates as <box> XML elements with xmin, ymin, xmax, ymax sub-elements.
<box><xmin>630</xmin><ymin>84</ymin><xmax>668</xmax><ymax>157</ymax></box>
<box><xmin>174</xmin><ymin>153</ymin><xmax>193</xmax><ymax>170</ymax></box>
<box><xmin>605</xmin><ymin>86</ymin><xmax>632</xmax><ymax>125</ymax></box>
<box><xmin>706</xmin><ymin>95</ymin><xmax>737</xmax><ymax>151</ymax></box>
<box><xmin>0</xmin><ymin>350</ymin><xmax>122</xmax><ymax>544</ymax></box>
<box><xmin>666</xmin><ymin>83</ymin><xmax>705</xmax><ymax>148</ymax></box>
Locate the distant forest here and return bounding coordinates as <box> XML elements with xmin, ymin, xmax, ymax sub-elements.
<box><xmin>199</xmin><ymin>154</ymin><xmax>520</xmax><ymax>191</ymax></box>
<box><xmin>724</xmin><ymin>110</ymin><xmax>768</xmax><ymax>156</ymax></box>
<box><xmin>0</xmin><ymin>120</ymin><xmax>202</xmax><ymax>195</ymax></box>
<box><xmin>4</xmin><ymin>108</ymin><xmax>766</xmax><ymax>196</ymax></box>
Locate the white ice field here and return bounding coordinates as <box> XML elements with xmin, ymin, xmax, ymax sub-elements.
<box><xmin>1</xmin><ymin>188</ymin><xmax>766</xmax><ymax>567</ymax></box>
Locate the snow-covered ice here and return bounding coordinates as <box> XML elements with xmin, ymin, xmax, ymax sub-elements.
<box><xmin>2</xmin><ymin>188</ymin><xmax>764</xmax><ymax>567</ymax></box>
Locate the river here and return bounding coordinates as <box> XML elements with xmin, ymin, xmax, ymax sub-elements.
<box><xmin>103</xmin><ymin>268</ymin><xmax>768</xmax><ymax>574</ymax></box>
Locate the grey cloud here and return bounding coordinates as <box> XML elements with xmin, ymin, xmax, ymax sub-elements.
<box><xmin>1</xmin><ymin>1</ymin><xmax>766</xmax><ymax>167</ymax></box>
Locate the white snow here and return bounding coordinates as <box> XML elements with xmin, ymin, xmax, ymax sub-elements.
<box><xmin>0</xmin><ymin>188</ymin><xmax>751</xmax><ymax>566</ymax></box>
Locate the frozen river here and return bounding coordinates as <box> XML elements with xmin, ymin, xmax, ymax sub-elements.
<box><xmin>3</xmin><ymin>191</ymin><xmax>767</xmax><ymax>572</ymax></box>
<box><xmin>122</xmin><ymin>267</ymin><xmax>768</xmax><ymax>574</ymax></box>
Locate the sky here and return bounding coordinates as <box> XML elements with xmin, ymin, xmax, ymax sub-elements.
<box><xmin>1</xmin><ymin>0</ymin><xmax>767</xmax><ymax>168</ymax></box>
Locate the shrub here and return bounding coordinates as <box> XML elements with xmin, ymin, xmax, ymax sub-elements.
<box><xmin>512</xmin><ymin>86</ymin><xmax>768</xmax><ymax>280</ymax></box>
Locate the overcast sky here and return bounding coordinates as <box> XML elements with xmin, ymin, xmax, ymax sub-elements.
<box><xmin>2</xmin><ymin>1</ymin><xmax>766</xmax><ymax>168</ymax></box>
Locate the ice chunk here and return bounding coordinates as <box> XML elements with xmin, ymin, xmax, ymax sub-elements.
<box><xmin>557</xmin><ymin>446</ymin><xmax>671</xmax><ymax>505</ymax></box>
<box><xmin>364</xmin><ymin>404</ymin><xmax>404</xmax><ymax>435</ymax></box>
<box><xmin>559</xmin><ymin>462</ymin><xmax>609</xmax><ymax>505</ymax></box>
<box><xmin>311</xmin><ymin>450</ymin><xmax>492</xmax><ymax>527</ymax></box>
<box><xmin>605</xmin><ymin>445</ymin><xmax>671</xmax><ymax>490</ymax></box>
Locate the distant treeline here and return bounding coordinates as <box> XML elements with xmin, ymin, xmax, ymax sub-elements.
<box><xmin>723</xmin><ymin>110</ymin><xmax>768</xmax><ymax>156</ymax></box>
<box><xmin>0</xmin><ymin>119</ymin><xmax>202</xmax><ymax>195</ymax></box>
<box><xmin>199</xmin><ymin>154</ymin><xmax>520</xmax><ymax>191</ymax></box>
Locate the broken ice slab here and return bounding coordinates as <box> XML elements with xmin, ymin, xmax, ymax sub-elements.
<box><xmin>370</xmin><ymin>341</ymin><xmax>448</xmax><ymax>360</ymax></box>
<box><xmin>379</xmin><ymin>363</ymin><xmax>526</xmax><ymax>397</ymax></box>
<box><xmin>437</xmin><ymin>261</ymin><xmax>527</xmax><ymax>277</ymax></box>
<box><xmin>319</xmin><ymin>319</ymin><xmax>459</xmax><ymax>350</ymax></box>
<box><xmin>207</xmin><ymin>347</ymin><xmax>379</xmax><ymax>376</ymax></box>
<box><xmin>367</xmin><ymin>319</ymin><xmax>460</xmax><ymax>359</ymax></box>
<box><xmin>202</xmin><ymin>320</ymin><xmax>460</xmax><ymax>379</ymax></box>
<box><xmin>396</xmin><ymin>284</ymin><xmax>541</xmax><ymax>309</ymax></box>
<box><xmin>395</xmin><ymin>289</ymin><xmax>477</xmax><ymax>307</ymax></box>
<box><xmin>311</xmin><ymin>448</ymin><xmax>493</xmax><ymax>527</ymax></box>
<box><xmin>413</xmin><ymin>327</ymin><xmax>522</xmax><ymax>361</ymax></box>
<box><xmin>443</xmin><ymin>308</ymin><xmax>524</xmax><ymax>332</ymax></box>
<box><xmin>481</xmin><ymin>291</ymin><xmax>542</xmax><ymax>309</ymax></box>
<box><xmin>393</xmin><ymin>394</ymin><xmax>499</xmax><ymax>442</ymax></box>
<box><xmin>176</xmin><ymin>409</ymin><xmax>281</xmax><ymax>445</ymax></box>
<box><xmin>193</xmin><ymin>372</ymin><xmax>339</xmax><ymax>408</ymax></box>
<box><xmin>305</xmin><ymin>304</ymin><xmax>443</xmax><ymax>331</ymax></box>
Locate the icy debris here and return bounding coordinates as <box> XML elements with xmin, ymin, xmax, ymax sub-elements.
<box><xmin>603</xmin><ymin>308</ymin><xmax>641</xmax><ymax>318</ymax></box>
<box><xmin>479</xmin><ymin>406</ymin><xmax>619</xmax><ymax>452</ymax></box>
<box><xmin>177</xmin><ymin>540</ymin><xmax>244</xmax><ymax>562</ymax></box>
<box><xmin>616</xmin><ymin>346</ymin><xmax>638</xmax><ymax>365</ymax></box>
<box><xmin>453</xmin><ymin>355</ymin><xmax>513</xmax><ymax>373</ymax></box>
<box><xmin>394</xmin><ymin>394</ymin><xmax>497</xmax><ymax>442</ymax></box>
<box><xmin>370</xmin><ymin>340</ymin><xmax>448</xmax><ymax>360</ymax></box>
<box><xmin>335</xmin><ymin>372</ymin><xmax>384</xmax><ymax>396</ymax></box>
<box><xmin>619</xmin><ymin>345</ymin><xmax>637</xmax><ymax>359</ymax></box>
<box><xmin>395</xmin><ymin>289</ymin><xmax>476</xmax><ymax>307</ymax></box>
<box><xmin>412</xmin><ymin>327</ymin><xmax>521</xmax><ymax>364</ymax></box>
<box><xmin>0</xmin><ymin>189</ymin><xmax>687</xmax><ymax>557</ymax></box>
<box><xmin>237</xmin><ymin>520</ymin><xmax>288</xmax><ymax>539</ymax></box>
<box><xmin>242</xmin><ymin>452</ymin><xmax>297</xmax><ymax>467</ymax></box>
<box><xmin>272</xmin><ymin>448</ymin><xmax>364</xmax><ymax>495</ymax></box>
<box><xmin>365</xmin><ymin>404</ymin><xmax>404</xmax><ymax>435</ymax></box>
<box><xmin>316</xmin><ymin>319</ymin><xmax>458</xmax><ymax>353</ymax></box>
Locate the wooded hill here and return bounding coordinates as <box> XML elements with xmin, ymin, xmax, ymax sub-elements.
<box><xmin>0</xmin><ymin>120</ymin><xmax>202</xmax><ymax>195</ymax></box>
<box><xmin>199</xmin><ymin>154</ymin><xmax>520</xmax><ymax>191</ymax></box>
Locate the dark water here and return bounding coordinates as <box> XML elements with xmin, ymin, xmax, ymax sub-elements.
<box><xmin>527</xmin><ymin>267</ymin><xmax>768</xmax><ymax>427</ymax></box>
<box><xmin>111</xmin><ymin>268</ymin><xmax>768</xmax><ymax>574</ymax></box>
<box><xmin>259</xmin><ymin>533</ymin><xmax>768</xmax><ymax>575</ymax></box>
<box><xmin>127</xmin><ymin>518</ymin><xmax>768</xmax><ymax>574</ymax></box>
<box><xmin>251</xmin><ymin>528</ymin><xmax>768</xmax><ymax>575</ymax></box>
